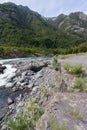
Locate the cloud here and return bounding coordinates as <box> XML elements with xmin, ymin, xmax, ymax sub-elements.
<box><xmin>0</xmin><ymin>0</ymin><xmax>87</xmax><ymax>17</ymax></box>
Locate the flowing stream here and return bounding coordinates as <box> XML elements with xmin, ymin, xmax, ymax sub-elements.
<box><xmin>0</xmin><ymin>57</ymin><xmax>33</xmax><ymax>120</ymax></box>
<box><xmin>0</xmin><ymin>65</ymin><xmax>16</xmax><ymax>87</ymax></box>
<box><xmin>0</xmin><ymin>57</ymin><xmax>35</xmax><ymax>87</ymax></box>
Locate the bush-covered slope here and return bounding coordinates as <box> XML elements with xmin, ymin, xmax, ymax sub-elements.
<box><xmin>0</xmin><ymin>3</ymin><xmax>86</xmax><ymax>50</ymax></box>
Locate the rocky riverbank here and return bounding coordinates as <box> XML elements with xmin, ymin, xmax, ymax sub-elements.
<box><xmin>0</xmin><ymin>57</ymin><xmax>53</xmax><ymax>128</ymax></box>
<box><xmin>0</xmin><ymin>55</ymin><xmax>87</xmax><ymax>130</ymax></box>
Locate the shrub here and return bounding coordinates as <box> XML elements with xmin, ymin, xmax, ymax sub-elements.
<box><xmin>70</xmin><ymin>64</ymin><xmax>83</xmax><ymax>76</ymax></box>
<box><xmin>8</xmin><ymin>98</ymin><xmax>44</xmax><ymax>130</ymax></box>
<box><xmin>38</xmin><ymin>85</ymin><xmax>49</xmax><ymax>101</ymax></box>
<box><xmin>74</xmin><ymin>78</ymin><xmax>84</xmax><ymax>91</ymax></box>
<box><xmin>52</xmin><ymin>56</ymin><xmax>59</xmax><ymax>71</ymax></box>
<box><xmin>8</xmin><ymin>114</ymin><xmax>28</xmax><ymax>130</ymax></box>
<box><xmin>64</xmin><ymin>63</ymin><xmax>83</xmax><ymax>77</ymax></box>
<box><xmin>74</xmin><ymin>77</ymin><xmax>87</xmax><ymax>91</ymax></box>
<box><xmin>64</xmin><ymin>63</ymin><xmax>70</xmax><ymax>72</ymax></box>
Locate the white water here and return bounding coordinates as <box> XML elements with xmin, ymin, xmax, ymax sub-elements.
<box><xmin>0</xmin><ymin>56</ymin><xmax>48</xmax><ymax>87</ymax></box>
<box><xmin>0</xmin><ymin>57</ymin><xmax>34</xmax><ymax>87</ymax></box>
<box><xmin>0</xmin><ymin>63</ymin><xmax>16</xmax><ymax>87</ymax></box>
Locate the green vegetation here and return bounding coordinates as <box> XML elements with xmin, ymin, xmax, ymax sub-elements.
<box><xmin>71</xmin><ymin>107</ymin><xmax>83</xmax><ymax>120</ymax></box>
<box><xmin>70</xmin><ymin>64</ymin><xmax>83</xmax><ymax>76</ymax></box>
<box><xmin>74</xmin><ymin>77</ymin><xmax>87</xmax><ymax>91</ymax></box>
<box><xmin>68</xmin><ymin>87</ymin><xmax>75</xmax><ymax>93</ymax></box>
<box><xmin>64</xmin><ymin>63</ymin><xmax>83</xmax><ymax>77</ymax></box>
<box><xmin>37</xmin><ymin>85</ymin><xmax>49</xmax><ymax>102</ymax></box>
<box><xmin>8</xmin><ymin>98</ymin><xmax>44</xmax><ymax>130</ymax></box>
<box><xmin>52</xmin><ymin>56</ymin><xmax>60</xmax><ymax>70</ymax></box>
<box><xmin>0</xmin><ymin>3</ymin><xmax>87</xmax><ymax>58</ymax></box>
<box><xmin>64</xmin><ymin>63</ymin><xmax>70</xmax><ymax>72</ymax></box>
<box><xmin>68</xmin><ymin>77</ymin><xmax>87</xmax><ymax>92</ymax></box>
<box><xmin>49</xmin><ymin>114</ymin><xmax>67</xmax><ymax>130</ymax></box>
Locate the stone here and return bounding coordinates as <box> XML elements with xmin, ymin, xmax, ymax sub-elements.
<box><xmin>31</xmin><ymin>86</ymin><xmax>38</xmax><ymax>95</ymax></box>
<box><xmin>8</xmin><ymin>103</ymin><xmax>15</xmax><ymax>110</ymax></box>
<box><xmin>28</xmin><ymin>83</ymin><xmax>34</xmax><ymax>89</ymax></box>
<box><xmin>0</xmin><ymin>65</ymin><xmax>6</xmax><ymax>73</ymax></box>
<box><xmin>17</xmin><ymin>101</ymin><xmax>24</xmax><ymax>107</ymax></box>
<box><xmin>8</xmin><ymin>97</ymin><xmax>14</xmax><ymax>105</ymax></box>
<box><xmin>35</xmin><ymin>73</ymin><xmax>43</xmax><ymax>79</ymax></box>
<box><xmin>12</xmin><ymin>86</ymin><xmax>19</xmax><ymax>92</ymax></box>
<box><xmin>22</xmin><ymin>71</ymin><xmax>27</xmax><ymax>77</ymax></box>
<box><xmin>16</xmin><ymin>94</ymin><xmax>23</xmax><ymax>101</ymax></box>
<box><xmin>1</xmin><ymin>125</ymin><xmax>7</xmax><ymax>130</ymax></box>
<box><xmin>5</xmin><ymin>83</ymin><xmax>14</xmax><ymax>88</ymax></box>
<box><xmin>20</xmin><ymin>77</ymin><xmax>25</xmax><ymax>83</ymax></box>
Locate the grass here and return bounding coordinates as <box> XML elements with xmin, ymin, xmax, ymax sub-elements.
<box><xmin>38</xmin><ymin>85</ymin><xmax>49</xmax><ymax>98</ymax></box>
<box><xmin>7</xmin><ymin>98</ymin><xmax>44</xmax><ymax>130</ymax></box>
<box><xmin>68</xmin><ymin>87</ymin><xmax>75</xmax><ymax>93</ymax></box>
<box><xmin>68</xmin><ymin>77</ymin><xmax>87</xmax><ymax>92</ymax></box>
<box><xmin>52</xmin><ymin>56</ymin><xmax>60</xmax><ymax>71</ymax></box>
<box><xmin>71</xmin><ymin>107</ymin><xmax>83</xmax><ymax>120</ymax></box>
<box><xmin>64</xmin><ymin>63</ymin><xmax>71</xmax><ymax>72</ymax></box>
<box><xmin>49</xmin><ymin>114</ymin><xmax>67</xmax><ymax>130</ymax></box>
<box><xmin>74</xmin><ymin>77</ymin><xmax>87</xmax><ymax>91</ymax></box>
<box><xmin>70</xmin><ymin>64</ymin><xmax>83</xmax><ymax>76</ymax></box>
<box><xmin>64</xmin><ymin>63</ymin><xmax>84</xmax><ymax>77</ymax></box>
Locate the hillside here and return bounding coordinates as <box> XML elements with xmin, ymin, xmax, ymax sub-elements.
<box><xmin>0</xmin><ymin>2</ymin><xmax>87</xmax><ymax>51</ymax></box>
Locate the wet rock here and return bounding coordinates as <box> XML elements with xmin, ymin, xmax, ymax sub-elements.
<box><xmin>0</xmin><ymin>65</ymin><xmax>6</xmax><ymax>74</ymax></box>
<box><xmin>8</xmin><ymin>97</ymin><xmax>14</xmax><ymax>105</ymax></box>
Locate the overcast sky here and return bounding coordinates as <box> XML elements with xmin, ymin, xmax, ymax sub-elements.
<box><xmin>0</xmin><ymin>0</ymin><xmax>87</xmax><ymax>17</ymax></box>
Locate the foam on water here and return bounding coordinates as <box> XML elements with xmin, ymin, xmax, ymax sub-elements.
<box><xmin>0</xmin><ymin>64</ymin><xmax>16</xmax><ymax>87</ymax></box>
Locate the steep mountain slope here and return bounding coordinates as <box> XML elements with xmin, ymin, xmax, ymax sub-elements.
<box><xmin>0</xmin><ymin>3</ymin><xmax>86</xmax><ymax>49</ymax></box>
<box><xmin>0</xmin><ymin>2</ymin><xmax>57</xmax><ymax>48</ymax></box>
<box><xmin>48</xmin><ymin>12</ymin><xmax>87</xmax><ymax>39</ymax></box>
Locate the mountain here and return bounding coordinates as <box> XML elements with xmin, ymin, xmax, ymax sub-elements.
<box><xmin>0</xmin><ymin>2</ymin><xmax>87</xmax><ymax>50</ymax></box>
<box><xmin>47</xmin><ymin>12</ymin><xmax>87</xmax><ymax>39</ymax></box>
<box><xmin>0</xmin><ymin>2</ymin><xmax>57</xmax><ymax>48</ymax></box>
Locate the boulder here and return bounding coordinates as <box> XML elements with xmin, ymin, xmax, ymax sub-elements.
<box><xmin>0</xmin><ymin>65</ymin><xmax>6</xmax><ymax>74</ymax></box>
<box><xmin>8</xmin><ymin>97</ymin><xmax>14</xmax><ymax>105</ymax></box>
